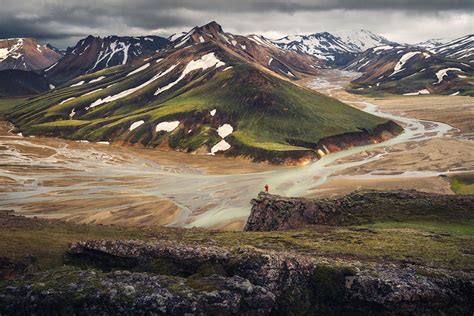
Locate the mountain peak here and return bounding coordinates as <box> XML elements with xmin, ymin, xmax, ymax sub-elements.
<box><xmin>198</xmin><ymin>21</ymin><xmax>224</xmax><ymax>34</ymax></box>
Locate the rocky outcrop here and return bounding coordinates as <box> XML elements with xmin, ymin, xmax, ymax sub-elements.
<box><xmin>245</xmin><ymin>190</ymin><xmax>474</xmax><ymax>231</ymax></box>
<box><xmin>2</xmin><ymin>240</ymin><xmax>472</xmax><ymax>315</ymax></box>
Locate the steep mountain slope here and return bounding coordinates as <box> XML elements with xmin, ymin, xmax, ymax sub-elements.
<box><xmin>7</xmin><ymin>22</ymin><xmax>399</xmax><ymax>164</ymax></box>
<box><xmin>0</xmin><ymin>70</ymin><xmax>51</xmax><ymax>97</ymax></box>
<box><xmin>273</xmin><ymin>29</ymin><xmax>394</xmax><ymax>65</ymax></box>
<box><xmin>0</xmin><ymin>38</ymin><xmax>62</xmax><ymax>71</ymax></box>
<box><xmin>346</xmin><ymin>46</ymin><xmax>474</xmax><ymax>96</ymax></box>
<box><xmin>170</xmin><ymin>21</ymin><xmax>321</xmax><ymax>79</ymax></box>
<box><xmin>44</xmin><ymin>35</ymin><xmax>170</xmax><ymax>84</ymax></box>
<box><xmin>421</xmin><ymin>34</ymin><xmax>474</xmax><ymax>62</ymax></box>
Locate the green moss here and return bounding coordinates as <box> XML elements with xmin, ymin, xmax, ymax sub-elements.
<box><xmin>0</xmin><ymin>97</ymin><xmax>28</xmax><ymax>117</ymax></box>
<box><xmin>5</xmin><ymin>59</ymin><xmax>394</xmax><ymax>160</ymax></box>
<box><xmin>450</xmin><ymin>174</ymin><xmax>474</xmax><ymax>195</ymax></box>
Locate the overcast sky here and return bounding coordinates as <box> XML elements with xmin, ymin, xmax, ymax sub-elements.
<box><xmin>0</xmin><ymin>0</ymin><xmax>472</xmax><ymax>48</ymax></box>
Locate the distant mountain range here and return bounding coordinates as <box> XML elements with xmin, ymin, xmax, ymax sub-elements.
<box><xmin>44</xmin><ymin>35</ymin><xmax>170</xmax><ymax>84</ymax></box>
<box><xmin>0</xmin><ymin>38</ymin><xmax>62</xmax><ymax>71</ymax></box>
<box><xmin>345</xmin><ymin>45</ymin><xmax>473</xmax><ymax>96</ymax></box>
<box><xmin>6</xmin><ymin>22</ymin><xmax>399</xmax><ymax>164</ymax></box>
<box><xmin>0</xmin><ymin>23</ymin><xmax>472</xmax><ymax>100</ymax></box>
<box><xmin>272</xmin><ymin>29</ymin><xmax>393</xmax><ymax>65</ymax></box>
<box><xmin>420</xmin><ymin>35</ymin><xmax>473</xmax><ymax>62</ymax></box>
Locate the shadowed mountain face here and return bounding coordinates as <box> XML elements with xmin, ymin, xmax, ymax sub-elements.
<box><xmin>44</xmin><ymin>35</ymin><xmax>171</xmax><ymax>84</ymax></box>
<box><xmin>0</xmin><ymin>70</ymin><xmax>51</xmax><ymax>97</ymax></box>
<box><xmin>6</xmin><ymin>22</ymin><xmax>399</xmax><ymax>164</ymax></box>
<box><xmin>0</xmin><ymin>38</ymin><xmax>62</xmax><ymax>72</ymax></box>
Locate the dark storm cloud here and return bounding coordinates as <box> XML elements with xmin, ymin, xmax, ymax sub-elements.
<box><xmin>0</xmin><ymin>0</ymin><xmax>472</xmax><ymax>47</ymax></box>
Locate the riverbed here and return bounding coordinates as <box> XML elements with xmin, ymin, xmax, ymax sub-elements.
<box><xmin>1</xmin><ymin>70</ymin><xmax>472</xmax><ymax>230</ymax></box>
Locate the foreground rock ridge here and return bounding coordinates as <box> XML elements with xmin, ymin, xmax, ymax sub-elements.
<box><xmin>245</xmin><ymin>190</ymin><xmax>474</xmax><ymax>231</ymax></box>
<box><xmin>1</xmin><ymin>239</ymin><xmax>472</xmax><ymax>315</ymax></box>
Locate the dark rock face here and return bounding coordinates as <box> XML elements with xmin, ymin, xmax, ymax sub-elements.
<box><xmin>1</xmin><ymin>269</ymin><xmax>274</xmax><ymax>315</ymax></box>
<box><xmin>0</xmin><ymin>69</ymin><xmax>50</xmax><ymax>97</ymax></box>
<box><xmin>245</xmin><ymin>190</ymin><xmax>474</xmax><ymax>231</ymax></box>
<box><xmin>45</xmin><ymin>35</ymin><xmax>170</xmax><ymax>84</ymax></box>
<box><xmin>2</xmin><ymin>240</ymin><xmax>472</xmax><ymax>315</ymax></box>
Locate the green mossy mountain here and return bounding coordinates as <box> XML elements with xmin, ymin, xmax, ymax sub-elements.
<box><xmin>6</xmin><ymin>23</ymin><xmax>400</xmax><ymax>163</ymax></box>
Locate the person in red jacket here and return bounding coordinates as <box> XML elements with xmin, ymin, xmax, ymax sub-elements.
<box><xmin>264</xmin><ymin>184</ymin><xmax>269</xmax><ymax>193</ymax></box>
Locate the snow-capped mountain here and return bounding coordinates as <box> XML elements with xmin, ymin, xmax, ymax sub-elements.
<box><xmin>332</xmin><ymin>30</ymin><xmax>393</xmax><ymax>52</ymax></box>
<box><xmin>423</xmin><ymin>35</ymin><xmax>473</xmax><ymax>62</ymax></box>
<box><xmin>45</xmin><ymin>35</ymin><xmax>170</xmax><ymax>84</ymax></box>
<box><xmin>0</xmin><ymin>38</ymin><xmax>62</xmax><ymax>71</ymax></box>
<box><xmin>272</xmin><ymin>29</ymin><xmax>394</xmax><ymax>65</ymax></box>
<box><xmin>415</xmin><ymin>38</ymin><xmax>450</xmax><ymax>50</ymax></box>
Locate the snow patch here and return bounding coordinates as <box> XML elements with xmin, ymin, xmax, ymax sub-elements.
<box><xmin>127</xmin><ymin>63</ymin><xmax>150</xmax><ymax>76</ymax></box>
<box><xmin>390</xmin><ymin>52</ymin><xmax>420</xmax><ymax>76</ymax></box>
<box><xmin>129</xmin><ymin>120</ymin><xmax>145</xmax><ymax>131</ymax></box>
<box><xmin>154</xmin><ymin>53</ymin><xmax>225</xmax><ymax>96</ymax></box>
<box><xmin>217</xmin><ymin>124</ymin><xmax>233</xmax><ymax>138</ymax></box>
<box><xmin>49</xmin><ymin>84</ymin><xmax>55</xmax><ymax>90</ymax></box>
<box><xmin>60</xmin><ymin>97</ymin><xmax>76</xmax><ymax>104</ymax></box>
<box><xmin>210</xmin><ymin>139</ymin><xmax>231</xmax><ymax>155</ymax></box>
<box><xmin>89</xmin><ymin>76</ymin><xmax>106</xmax><ymax>83</ymax></box>
<box><xmin>89</xmin><ymin>63</ymin><xmax>178</xmax><ymax>109</ymax></box>
<box><xmin>44</xmin><ymin>62</ymin><xmax>58</xmax><ymax>72</ymax></box>
<box><xmin>210</xmin><ymin>109</ymin><xmax>216</xmax><ymax>116</ymax></box>
<box><xmin>69</xmin><ymin>108</ymin><xmax>76</xmax><ymax>118</ymax></box>
<box><xmin>450</xmin><ymin>91</ymin><xmax>460</xmax><ymax>96</ymax></box>
<box><xmin>403</xmin><ymin>89</ymin><xmax>430</xmax><ymax>96</ymax></box>
<box><xmin>435</xmin><ymin>68</ymin><xmax>462</xmax><ymax>84</ymax></box>
<box><xmin>156</xmin><ymin>121</ymin><xmax>180</xmax><ymax>132</ymax></box>
<box><xmin>70</xmin><ymin>80</ymin><xmax>85</xmax><ymax>87</ymax></box>
<box><xmin>372</xmin><ymin>45</ymin><xmax>393</xmax><ymax>52</ymax></box>
<box><xmin>83</xmin><ymin>88</ymin><xmax>103</xmax><ymax>97</ymax></box>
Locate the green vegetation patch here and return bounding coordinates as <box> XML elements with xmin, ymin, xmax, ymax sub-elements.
<box><xmin>450</xmin><ymin>174</ymin><xmax>474</xmax><ymax>195</ymax></box>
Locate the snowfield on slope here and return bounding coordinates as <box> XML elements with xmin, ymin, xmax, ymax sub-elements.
<box><xmin>88</xmin><ymin>63</ymin><xmax>178</xmax><ymax>109</ymax></box>
<box><xmin>210</xmin><ymin>139</ymin><xmax>231</xmax><ymax>155</ymax></box>
<box><xmin>390</xmin><ymin>52</ymin><xmax>420</xmax><ymax>76</ymax></box>
<box><xmin>129</xmin><ymin>120</ymin><xmax>145</xmax><ymax>131</ymax></box>
<box><xmin>154</xmin><ymin>52</ymin><xmax>225</xmax><ymax>96</ymax></box>
<box><xmin>435</xmin><ymin>68</ymin><xmax>462</xmax><ymax>84</ymax></box>
<box><xmin>127</xmin><ymin>63</ymin><xmax>150</xmax><ymax>76</ymax></box>
<box><xmin>403</xmin><ymin>89</ymin><xmax>430</xmax><ymax>96</ymax></box>
<box><xmin>217</xmin><ymin>124</ymin><xmax>233</xmax><ymax>138</ymax></box>
<box><xmin>89</xmin><ymin>76</ymin><xmax>106</xmax><ymax>83</ymax></box>
<box><xmin>70</xmin><ymin>81</ymin><xmax>85</xmax><ymax>87</ymax></box>
<box><xmin>156</xmin><ymin>121</ymin><xmax>180</xmax><ymax>132</ymax></box>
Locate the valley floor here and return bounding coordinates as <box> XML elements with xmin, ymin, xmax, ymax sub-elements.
<box><xmin>0</xmin><ymin>69</ymin><xmax>473</xmax><ymax>230</ymax></box>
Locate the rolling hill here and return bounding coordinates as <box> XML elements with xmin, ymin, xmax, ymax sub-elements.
<box><xmin>6</xmin><ymin>22</ymin><xmax>400</xmax><ymax>164</ymax></box>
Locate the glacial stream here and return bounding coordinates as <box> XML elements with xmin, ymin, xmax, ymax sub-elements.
<box><xmin>0</xmin><ymin>70</ymin><xmax>457</xmax><ymax>228</ymax></box>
